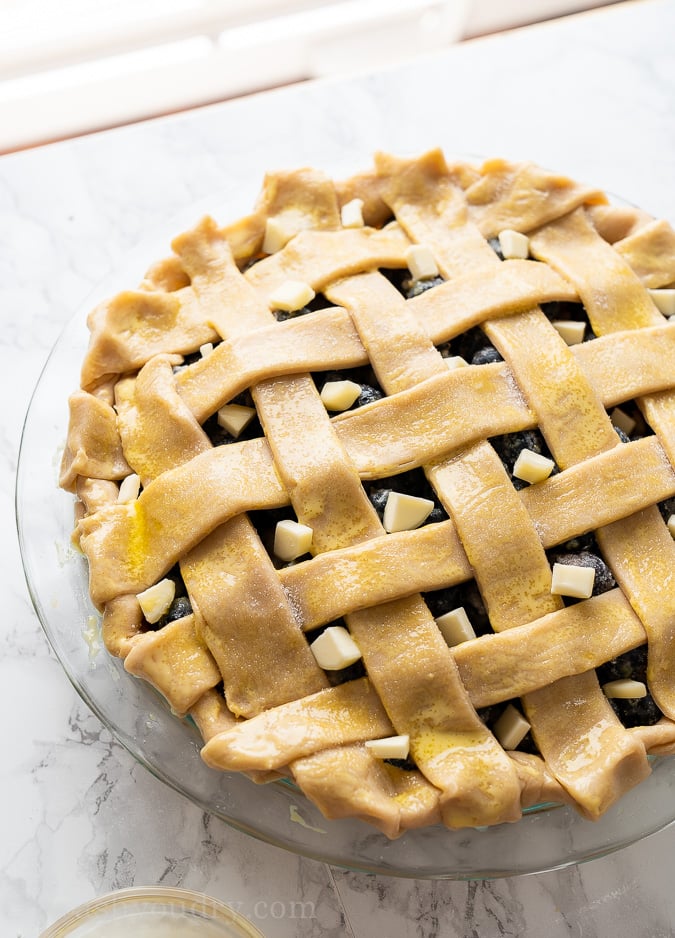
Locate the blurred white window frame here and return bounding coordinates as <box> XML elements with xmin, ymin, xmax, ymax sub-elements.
<box><xmin>0</xmin><ymin>0</ymin><xmax>622</xmax><ymax>152</ymax></box>
<box><xmin>0</xmin><ymin>0</ymin><xmax>470</xmax><ymax>152</ymax></box>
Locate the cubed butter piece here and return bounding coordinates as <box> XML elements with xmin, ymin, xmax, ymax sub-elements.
<box><xmin>383</xmin><ymin>491</ymin><xmax>435</xmax><ymax>533</ymax></box>
<box><xmin>273</xmin><ymin>519</ymin><xmax>313</xmax><ymax>561</ymax></box>
<box><xmin>493</xmin><ymin>704</ymin><xmax>531</xmax><ymax>751</ymax></box>
<box><xmin>649</xmin><ymin>288</ymin><xmax>675</xmax><ymax>316</ymax></box>
<box><xmin>551</xmin><ymin>562</ymin><xmax>595</xmax><ymax>599</ymax></box>
<box><xmin>513</xmin><ymin>449</ymin><xmax>555</xmax><ymax>484</ymax></box>
<box><xmin>263</xmin><ymin>216</ymin><xmax>295</xmax><ymax>254</ymax></box>
<box><xmin>445</xmin><ymin>355</ymin><xmax>469</xmax><ymax>370</ymax></box>
<box><xmin>310</xmin><ymin>625</ymin><xmax>362</xmax><ymax>670</ymax></box>
<box><xmin>118</xmin><ymin>473</ymin><xmax>141</xmax><ymax>503</ymax></box>
<box><xmin>498</xmin><ymin>229</ymin><xmax>530</xmax><ymax>259</ymax></box>
<box><xmin>199</xmin><ymin>342</ymin><xmax>214</xmax><ymax>358</ymax></box>
<box><xmin>217</xmin><ymin>403</ymin><xmax>256</xmax><ymax>438</ymax></box>
<box><xmin>603</xmin><ymin>678</ymin><xmax>647</xmax><ymax>699</ymax></box>
<box><xmin>551</xmin><ymin>320</ymin><xmax>585</xmax><ymax>345</ymax></box>
<box><xmin>435</xmin><ymin>607</ymin><xmax>476</xmax><ymax>647</ymax></box>
<box><xmin>269</xmin><ymin>280</ymin><xmax>315</xmax><ymax>312</ymax></box>
<box><xmin>365</xmin><ymin>734</ymin><xmax>410</xmax><ymax>760</ymax></box>
<box><xmin>406</xmin><ymin>244</ymin><xmax>439</xmax><ymax>281</ymax></box>
<box><xmin>320</xmin><ymin>379</ymin><xmax>362</xmax><ymax>412</ymax></box>
<box><xmin>340</xmin><ymin>198</ymin><xmax>365</xmax><ymax>229</ymax></box>
<box><xmin>611</xmin><ymin>406</ymin><xmax>636</xmax><ymax>437</ymax></box>
<box><xmin>136</xmin><ymin>578</ymin><xmax>176</xmax><ymax>624</ymax></box>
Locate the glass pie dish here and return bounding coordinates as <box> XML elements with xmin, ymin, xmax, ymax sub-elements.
<box><xmin>17</xmin><ymin>166</ymin><xmax>675</xmax><ymax>880</ymax></box>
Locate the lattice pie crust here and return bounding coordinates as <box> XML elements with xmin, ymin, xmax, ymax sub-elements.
<box><xmin>60</xmin><ymin>150</ymin><xmax>675</xmax><ymax>837</ymax></box>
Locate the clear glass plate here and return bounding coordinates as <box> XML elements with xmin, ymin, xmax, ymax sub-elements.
<box><xmin>16</xmin><ymin>175</ymin><xmax>675</xmax><ymax>880</ymax></box>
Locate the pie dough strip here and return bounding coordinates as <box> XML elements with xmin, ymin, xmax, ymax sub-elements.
<box><xmin>115</xmin><ymin>355</ymin><xmax>211</xmax><ymax>486</ymax></box>
<box><xmin>280</xmin><ymin>520</ymin><xmax>471</xmax><ymax>631</ymax></box>
<box><xmin>174</xmin><ymin>260</ymin><xmax>577</xmax><ymax>422</ymax></box>
<box><xmin>123</xmin><ymin>613</ymin><xmax>221</xmax><ymax>715</ymax></box>
<box><xmin>176</xmin><ymin>305</ymin><xmax>367</xmax><ymax>422</ymax></box>
<box><xmin>376</xmin><ymin>150</ymin><xmax>651</xmax><ymax>817</ymax></box>
<box><xmin>60</xmin><ymin>390</ymin><xmax>131</xmax><ymax>491</ymax></box>
<box><xmin>462</xmin><ymin>157</ymin><xmax>606</xmax><ymax>238</ymax></box>
<box><xmin>291</xmin><ymin>746</ymin><xmax>442</xmax><ymax>838</ymax></box>
<box><xmin>82</xmin><ymin>288</ymin><xmax>218</xmax><ymax>389</ymax></box>
<box><xmin>596</xmin><ymin>508</ymin><xmax>675</xmax><ymax>720</ymax></box>
<box><xmin>614</xmin><ymin>218</ymin><xmax>675</xmax><ymax>288</ymax></box>
<box><xmin>78</xmin><ymin>439</ymin><xmax>288</xmax><ymax>606</ymax></box>
<box><xmin>201</xmin><ymin>677</ymin><xmax>394</xmax><ymax>772</ymax></box>
<box><xmin>520</xmin><ymin>435</ymin><xmax>675</xmax><ymax>547</ymax></box>
<box><xmin>529</xmin><ymin>208</ymin><xmax>663</xmax><ymax>335</ymax></box>
<box><xmin>244</xmin><ymin>226</ymin><xmax>410</xmax><ymax>297</ymax></box>
<box><xmin>453</xmin><ymin>589</ymin><xmax>645</xmax><ymax>708</ymax></box>
<box><xmin>180</xmin><ymin>514</ymin><xmax>329</xmax><ymax>718</ymax></box>
<box><xmin>332</xmin><ymin>361</ymin><xmax>534</xmax><ymax>480</ymax></box>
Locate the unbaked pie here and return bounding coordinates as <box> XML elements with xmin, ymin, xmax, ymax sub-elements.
<box><xmin>60</xmin><ymin>149</ymin><xmax>675</xmax><ymax>837</ymax></box>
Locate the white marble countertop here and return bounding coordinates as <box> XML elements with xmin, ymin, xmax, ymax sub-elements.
<box><xmin>4</xmin><ymin>1</ymin><xmax>675</xmax><ymax>934</ymax></box>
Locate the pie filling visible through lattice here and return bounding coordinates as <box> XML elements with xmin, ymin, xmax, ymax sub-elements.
<box><xmin>60</xmin><ymin>149</ymin><xmax>675</xmax><ymax>837</ymax></box>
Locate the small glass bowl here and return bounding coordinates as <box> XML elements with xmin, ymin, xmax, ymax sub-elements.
<box><xmin>39</xmin><ymin>887</ymin><xmax>264</xmax><ymax>938</ymax></box>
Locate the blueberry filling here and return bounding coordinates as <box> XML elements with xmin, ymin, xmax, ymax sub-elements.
<box><xmin>306</xmin><ymin>619</ymin><xmax>367</xmax><ymax>687</ymax></box>
<box><xmin>273</xmin><ymin>291</ymin><xmax>333</xmax><ymax>322</ymax></box>
<box><xmin>547</xmin><ymin>546</ymin><xmax>616</xmax><ymax>597</ymax></box>
<box><xmin>491</xmin><ymin>429</ymin><xmax>557</xmax><ymax>490</ymax></box>
<box><xmin>596</xmin><ymin>645</ymin><xmax>662</xmax><ymax>727</ymax></box>
<box><xmin>403</xmin><ymin>275</ymin><xmax>445</xmax><ymax>299</ymax></box>
<box><xmin>423</xmin><ymin>579</ymin><xmax>492</xmax><ymax>637</ymax></box>
<box><xmin>202</xmin><ymin>390</ymin><xmax>261</xmax><ymax>446</ymax></box>
<box><xmin>313</xmin><ymin>366</ymin><xmax>385</xmax><ymax>411</ymax></box>
<box><xmin>539</xmin><ymin>301</ymin><xmax>595</xmax><ymax>340</ymax></box>
<box><xmin>145</xmin><ymin>565</ymin><xmax>193</xmax><ymax>630</ymax></box>
<box><xmin>452</xmin><ymin>326</ymin><xmax>501</xmax><ymax>366</ymax></box>
<box><xmin>487</xmin><ymin>237</ymin><xmax>504</xmax><ymax>260</ymax></box>
<box><xmin>364</xmin><ymin>468</ymin><xmax>448</xmax><ymax>525</ymax></box>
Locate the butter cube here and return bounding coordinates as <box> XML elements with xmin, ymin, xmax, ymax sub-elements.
<box><xmin>498</xmin><ymin>229</ymin><xmax>530</xmax><ymax>259</ymax></box>
<box><xmin>551</xmin><ymin>320</ymin><xmax>585</xmax><ymax>345</ymax></box>
<box><xmin>118</xmin><ymin>473</ymin><xmax>141</xmax><ymax>504</ymax></box>
<box><xmin>551</xmin><ymin>562</ymin><xmax>595</xmax><ymax>599</ymax></box>
<box><xmin>269</xmin><ymin>280</ymin><xmax>315</xmax><ymax>312</ymax></box>
<box><xmin>493</xmin><ymin>704</ymin><xmax>531</xmax><ymax>751</ymax></box>
<box><xmin>365</xmin><ymin>734</ymin><xmax>410</xmax><ymax>760</ymax></box>
<box><xmin>340</xmin><ymin>198</ymin><xmax>365</xmax><ymax>228</ymax></box>
<box><xmin>382</xmin><ymin>491</ymin><xmax>435</xmax><ymax>533</ymax></box>
<box><xmin>445</xmin><ymin>355</ymin><xmax>469</xmax><ymax>370</ymax></box>
<box><xmin>217</xmin><ymin>403</ymin><xmax>256</xmax><ymax>438</ymax></box>
<box><xmin>603</xmin><ymin>679</ymin><xmax>647</xmax><ymax>699</ymax></box>
<box><xmin>513</xmin><ymin>449</ymin><xmax>555</xmax><ymax>484</ymax></box>
<box><xmin>649</xmin><ymin>288</ymin><xmax>675</xmax><ymax>316</ymax></box>
<box><xmin>273</xmin><ymin>519</ymin><xmax>313</xmax><ymax>561</ymax></box>
<box><xmin>435</xmin><ymin>607</ymin><xmax>476</xmax><ymax>647</ymax></box>
<box><xmin>406</xmin><ymin>244</ymin><xmax>439</xmax><ymax>281</ymax></box>
<box><xmin>611</xmin><ymin>406</ymin><xmax>636</xmax><ymax>437</ymax></box>
<box><xmin>137</xmin><ymin>578</ymin><xmax>176</xmax><ymax>624</ymax></box>
<box><xmin>263</xmin><ymin>216</ymin><xmax>294</xmax><ymax>254</ymax></box>
<box><xmin>320</xmin><ymin>379</ymin><xmax>362</xmax><ymax>412</ymax></box>
<box><xmin>310</xmin><ymin>626</ymin><xmax>362</xmax><ymax>670</ymax></box>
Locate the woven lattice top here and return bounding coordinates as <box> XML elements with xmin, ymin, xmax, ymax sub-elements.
<box><xmin>60</xmin><ymin>150</ymin><xmax>675</xmax><ymax>836</ymax></box>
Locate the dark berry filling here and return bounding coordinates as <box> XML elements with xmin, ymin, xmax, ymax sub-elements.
<box><xmin>491</xmin><ymin>429</ymin><xmax>557</xmax><ymax>490</ymax></box>
<box><xmin>364</xmin><ymin>468</ymin><xmax>448</xmax><ymax>526</ymax></box>
<box><xmin>596</xmin><ymin>645</ymin><xmax>662</xmax><ymax>726</ymax></box>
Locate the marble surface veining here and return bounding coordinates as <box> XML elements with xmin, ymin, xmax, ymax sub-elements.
<box><xmin>3</xmin><ymin>1</ymin><xmax>675</xmax><ymax>935</ymax></box>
